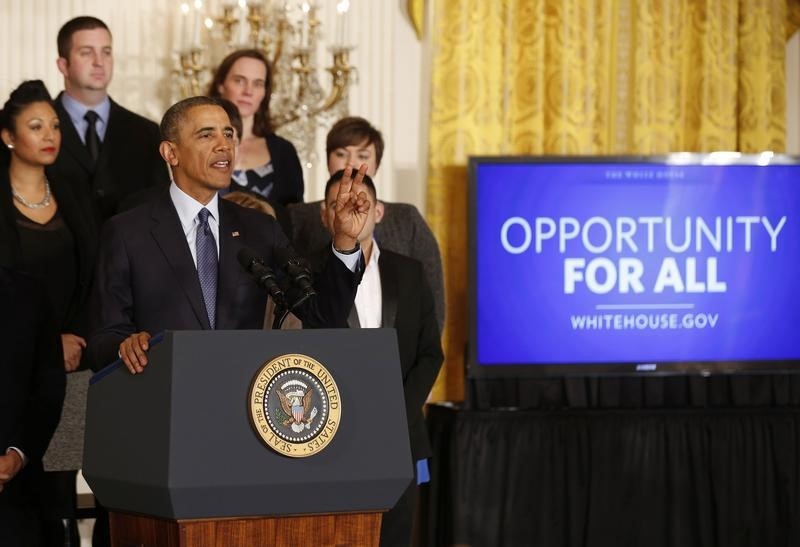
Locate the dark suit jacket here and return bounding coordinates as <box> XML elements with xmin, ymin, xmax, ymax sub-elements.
<box><xmin>50</xmin><ymin>93</ymin><xmax>169</xmax><ymax>223</ymax></box>
<box><xmin>0</xmin><ymin>267</ymin><xmax>65</xmax><ymax>543</ymax></box>
<box><xmin>265</xmin><ymin>133</ymin><xmax>304</xmax><ymax>206</ymax></box>
<box><xmin>0</xmin><ymin>167</ymin><xmax>97</xmax><ymax>339</ymax></box>
<box><xmin>316</xmin><ymin>246</ymin><xmax>444</xmax><ymax>460</ymax></box>
<box><xmin>288</xmin><ymin>200</ymin><xmax>445</xmax><ymax>330</ymax></box>
<box><xmin>88</xmin><ymin>188</ymin><xmax>360</xmax><ymax>369</ymax></box>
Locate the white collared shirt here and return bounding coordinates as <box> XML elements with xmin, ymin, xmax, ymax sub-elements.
<box><xmin>169</xmin><ymin>182</ymin><xmax>220</xmax><ymax>267</ymax></box>
<box><xmin>355</xmin><ymin>240</ymin><xmax>382</xmax><ymax>328</ymax></box>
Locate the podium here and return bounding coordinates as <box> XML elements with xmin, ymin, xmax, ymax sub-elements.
<box><xmin>83</xmin><ymin>329</ymin><xmax>413</xmax><ymax>547</ymax></box>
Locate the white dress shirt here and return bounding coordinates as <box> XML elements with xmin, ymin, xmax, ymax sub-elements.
<box><xmin>355</xmin><ymin>240</ymin><xmax>383</xmax><ymax>328</ymax></box>
<box><xmin>169</xmin><ymin>182</ymin><xmax>220</xmax><ymax>266</ymax></box>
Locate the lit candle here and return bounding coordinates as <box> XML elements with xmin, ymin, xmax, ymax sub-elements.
<box><xmin>301</xmin><ymin>1</ymin><xmax>310</xmax><ymax>48</ymax></box>
<box><xmin>193</xmin><ymin>0</ymin><xmax>204</xmax><ymax>48</ymax></box>
<box><xmin>238</xmin><ymin>0</ymin><xmax>249</xmax><ymax>45</ymax></box>
<box><xmin>336</xmin><ymin>0</ymin><xmax>349</xmax><ymax>47</ymax></box>
<box><xmin>180</xmin><ymin>2</ymin><xmax>191</xmax><ymax>51</ymax></box>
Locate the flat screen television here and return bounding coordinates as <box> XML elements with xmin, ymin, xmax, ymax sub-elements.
<box><xmin>468</xmin><ymin>154</ymin><xmax>800</xmax><ymax>377</ymax></box>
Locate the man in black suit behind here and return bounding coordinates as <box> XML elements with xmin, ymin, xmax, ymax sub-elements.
<box><xmin>320</xmin><ymin>170</ymin><xmax>444</xmax><ymax>547</ymax></box>
<box><xmin>0</xmin><ymin>267</ymin><xmax>65</xmax><ymax>547</ymax></box>
<box><xmin>88</xmin><ymin>96</ymin><xmax>371</xmax><ymax>373</ymax></box>
<box><xmin>49</xmin><ymin>16</ymin><xmax>168</xmax><ymax>223</ymax></box>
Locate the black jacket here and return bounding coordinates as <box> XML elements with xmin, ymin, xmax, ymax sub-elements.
<box><xmin>312</xmin><ymin>245</ymin><xmax>444</xmax><ymax>460</ymax></box>
<box><xmin>88</xmin><ymin>188</ymin><xmax>359</xmax><ymax>369</ymax></box>
<box><xmin>265</xmin><ymin>132</ymin><xmax>304</xmax><ymax>206</ymax></box>
<box><xmin>0</xmin><ymin>267</ymin><xmax>65</xmax><ymax>544</ymax></box>
<box><xmin>49</xmin><ymin>93</ymin><xmax>169</xmax><ymax>223</ymax></box>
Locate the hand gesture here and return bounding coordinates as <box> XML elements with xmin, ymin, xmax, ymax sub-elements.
<box><xmin>332</xmin><ymin>164</ymin><xmax>371</xmax><ymax>251</ymax></box>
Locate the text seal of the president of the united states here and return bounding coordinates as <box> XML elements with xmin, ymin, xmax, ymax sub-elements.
<box><xmin>248</xmin><ymin>353</ymin><xmax>341</xmax><ymax>458</ymax></box>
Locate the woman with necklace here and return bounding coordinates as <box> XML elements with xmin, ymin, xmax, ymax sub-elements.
<box><xmin>208</xmin><ymin>49</ymin><xmax>305</xmax><ymax>207</ymax></box>
<box><xmin>0</xmin><ymin>79</ymin><xmax>97</xmax><ymax>545</ymax></box>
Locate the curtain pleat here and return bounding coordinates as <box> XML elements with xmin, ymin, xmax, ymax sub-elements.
<box><xmin>424</xmin><ymin>404</ymin><xmax>800</xmax><ymax>547</ymax></box>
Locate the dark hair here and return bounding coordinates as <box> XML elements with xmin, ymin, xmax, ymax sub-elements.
<box><xmin>217</xmin><ymin>98</ymin><xmax>243</xmax><ymax>139</ymax></box>
<box><xmin>160</xmin><ymin>96</ymin><xmax>224</xmax><ymax>142</ymax></box>
<box><xmin>324</xmin><ymin>169</ymin><xmax>376</xmax><ymax>203</ymax></box>
<box><xmin>326</xmin><ymin>117</ymin><xmax>385</xmax><ymax>169</ymax></box>
<box><xmin>57</xmin><ymin>16</ymin><xmax>110</xmax><ymax>59</ymax></box>
<box><xmin>207</xmin><ymin>49</ymin><xmax>273</xmax><ymax>136</ymax></box>
<box><xmin>0</xmin><ymin>80</ymin><xmax>55</xmax><ymax>134</ymax></box>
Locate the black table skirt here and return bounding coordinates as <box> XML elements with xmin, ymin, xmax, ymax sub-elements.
<box><xmin>421</xmin><ymin>402</ymin><xmax>800</xmax><ymax>547</ymax></box>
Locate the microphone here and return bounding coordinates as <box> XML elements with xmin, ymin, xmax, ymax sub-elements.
<box><xmin>275</xmin><ymin>247</ymin><xmax>316</xmax><ymax>309</ymax></box>
<box><xmin>237</xmin><ymin>248</ymin><xmax>285</xmax><ymax>306</ymax></box>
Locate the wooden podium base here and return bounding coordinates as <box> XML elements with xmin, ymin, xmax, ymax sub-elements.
<box><xmin>110</xmin><ymin>511</ymin><xmax>382</xmax><ymax>547</ymax></box>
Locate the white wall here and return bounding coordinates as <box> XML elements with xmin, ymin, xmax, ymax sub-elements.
<box><xmin>0</xmin><ymin>0</ymin><xmax>429</xmax><ymax>207</ymax></box>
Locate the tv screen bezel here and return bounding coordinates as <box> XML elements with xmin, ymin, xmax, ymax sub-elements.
<box><xmin>467</xmin><ymin>153</ymin><xmax>800</xmax><ymax>378</ymax></box>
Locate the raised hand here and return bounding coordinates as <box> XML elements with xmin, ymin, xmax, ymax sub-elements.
<box><xmin>332</xmin><ymin>163</ymin><xmax>371</xmax><ymax>251</ymax></box>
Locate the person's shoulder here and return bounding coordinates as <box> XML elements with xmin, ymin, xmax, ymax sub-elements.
<box><xmin>221</xmin><ymin>197</ymin><xmax>279</xmax><ymax>229</ymax></box>
<box><xmin>106</xmin><ymin>187</ymin><xmax>165</xmax><ymax>227</ymax></box>
<box><xmin>52</xmin><ymin>91</ymin><xmax>69</xmax><ymax>116</ymax></box>
<box><xmin>382</xmin><ymin>201</ymin><xmax>427</xmax><ymax>226</ymax></box>
<box><xmin>108</xmin><ymin>98</ymin><xmax>160</xmax><ymax>130</ymax></box>
<box><xmin>266</xmin><ymin>132</ymin><xmax>298</xmax><ymax>152</ymax></box>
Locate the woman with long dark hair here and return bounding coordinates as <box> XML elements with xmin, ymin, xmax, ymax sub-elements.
<box><xmin>0</xmin><ymin>79</ymin><xmax>96</xmax><ymax>544</ymax></box>
<box><xmin>208</xmin><ymin>49</ymin><xmax>304</xmax><ymax>206</ymax></box>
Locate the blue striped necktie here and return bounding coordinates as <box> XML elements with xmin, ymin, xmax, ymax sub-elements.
<box><xmin>196</xmin><ymin>208</ymin><xmax>218</xmax><ymax>329</ymax></box>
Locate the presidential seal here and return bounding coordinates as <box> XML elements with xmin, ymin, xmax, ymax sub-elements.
<box><xmin>248</xmin><ymin>354</ymin><xmax>341</xmax><ymax>458</ymax></box>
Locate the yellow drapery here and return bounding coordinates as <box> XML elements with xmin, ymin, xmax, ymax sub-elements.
<box><xmin>426</xmin><ymin>0</ymin><xmax>800</xmax><ymax>402</ymax></box>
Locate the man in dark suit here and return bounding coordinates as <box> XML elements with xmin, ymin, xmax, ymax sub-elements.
<box><xmin>49</xmin><ymin>16</ymin><xmax>168</xmax><ymax>223</ymax></box>
<box><xmin>0</xmin><ymin>267</ymin><xmax>66</xmax><ymax>547</ymax></box>
<box><xmin>320</xmin><ymin>170</ymin><xmax>444</xmax><ymax>547</ymax></box>
<box><xmin>88</xmin><ymin>96</ymin><xmax>370</xmax><ymax>373</ymax></box>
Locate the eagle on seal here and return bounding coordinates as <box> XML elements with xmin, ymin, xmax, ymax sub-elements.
<box><xmin>278</xmin><ymin>388</ymin><xmax>314</xmax><ymax>427</ymax></box>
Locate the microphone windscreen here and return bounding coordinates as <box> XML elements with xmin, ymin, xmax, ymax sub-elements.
<box><xmin>237</xmin><ymin>247</ymin><xmax>261</xmax><ymax>270</ymax></box>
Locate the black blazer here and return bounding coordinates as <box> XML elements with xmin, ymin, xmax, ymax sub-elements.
<box><xmin>0</xmin><ymin>267</ymin><xmax>65</xmax><ymax>542</ymax></box>
<box><xmin>315</xmin><ymin>246</ymin><xmax>444</xmax><ymax>460</ymax></box>
<box><xmin>265</xmin><ymin>132</ymin><xmax>304</xmax><ymax>206</ymax></box>
<box><xmin>0</xmin><ymin>167</ymin><xmax>97</xmax><ymax>338</ymax></box>
<box><xmin>88</xmin><ymin>188</ymin><xmax>359</xmax><ymax>369</ymax></box>
<box><xmin>378</xmin><ymin>250</ymin><xmax>443</xmax><ymax>460</ymax></box>
<box><xmin>50</xmin><ymin>93</ymin><xmax>169</xmax><ymax>223</ymax></box>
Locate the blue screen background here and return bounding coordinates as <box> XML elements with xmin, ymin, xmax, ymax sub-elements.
<box><xmin>475</xmin><ymin>162</ymin><xmax>800</xmax><ymax>365</ymax></box>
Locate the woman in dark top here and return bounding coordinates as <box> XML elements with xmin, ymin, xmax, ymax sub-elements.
<box><xmin>208</xmin><ymin>49</ymin><xmax>304</xmax><ymax>206</ymax></box>
<box><xmin>0</xmin><ymin>80</ymin><xmax>96</xmax><ymax>545</ymax></box>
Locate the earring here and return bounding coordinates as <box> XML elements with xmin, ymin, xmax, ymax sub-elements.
<box><xmin>5</xmin><ymin>144</ymin><xmax>12</xmax><ymax>149</ymax></box>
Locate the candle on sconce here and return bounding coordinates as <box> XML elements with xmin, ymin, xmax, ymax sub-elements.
<box><xmin>238</xmin><ymin>0</ymin><xmax>249</xmax><ymax>45</ymax></box>
<box><xmin>300</xmin><ymin>1</ymin><xmax>310</xmax><ymax>49</ymax></box>
<box><xmin>193</xmin><ymin>0</ymin><xmax>205</xmax><ymax>48</ymax></box>
<box><xmin>335</xmin><ymin>0</ymin><xmax>349</xmax><ymax>47</ymax></box>
<box><xmin>180</xmin><ymin>2</ymin><xmax>191</xmax><ymax>51</ymax></box>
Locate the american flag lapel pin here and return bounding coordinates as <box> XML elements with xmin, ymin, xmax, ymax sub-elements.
<box><xmin>232</xmin><ymin>231</ymin><xmax>240</xmax><ymax>237</ymax></box>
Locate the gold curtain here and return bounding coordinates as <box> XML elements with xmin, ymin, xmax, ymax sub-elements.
<box><xmin>427</xmin><ymin>0</ymin><xmax>800</xmax><ymax>402</ymax></box>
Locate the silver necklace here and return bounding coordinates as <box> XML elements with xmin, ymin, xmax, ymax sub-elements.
<box><xmin>11</xmin><ymin>179</ymin><xmax>52</xmax><ymax>209</ymax></box>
